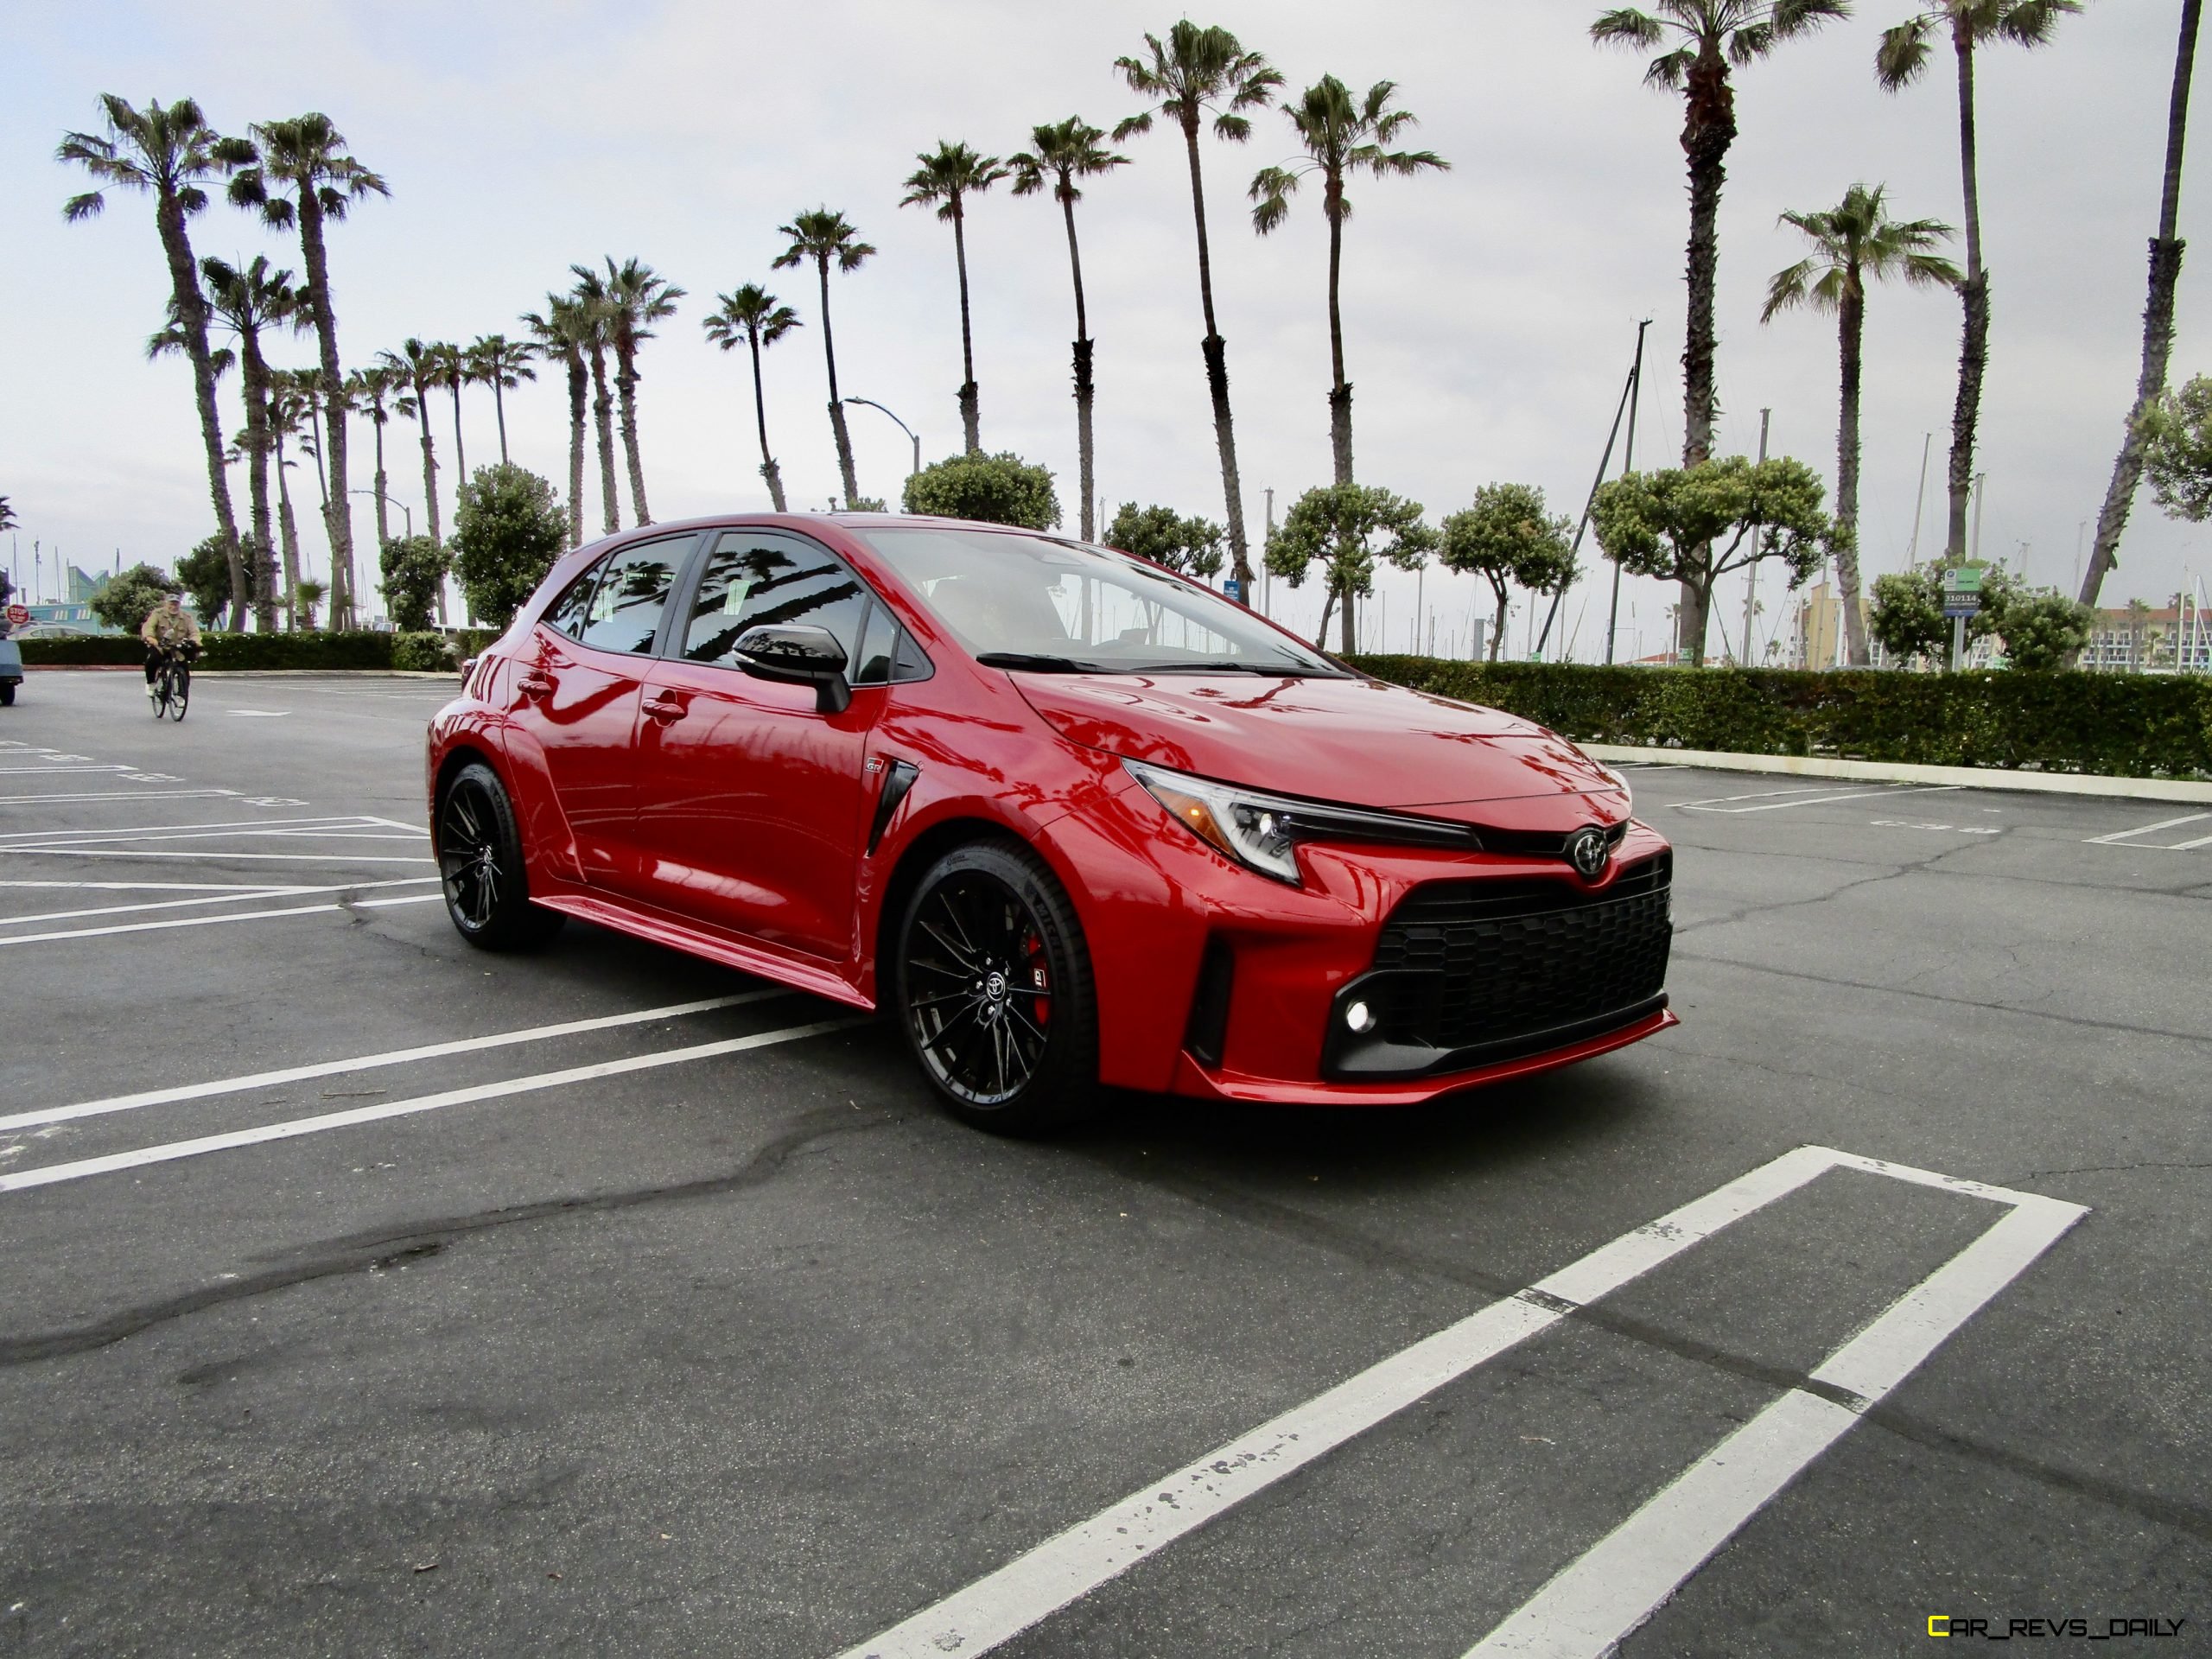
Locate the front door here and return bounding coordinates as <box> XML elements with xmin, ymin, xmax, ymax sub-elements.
<box><xmin>628</xmin><ymin>528</ymin><xmax>881</xmax><ymax>961</ymax></box>
<box><xmin>504</xmin><ymin>533</ymin><xmax>690</xmax><ymax>887</ymax></box>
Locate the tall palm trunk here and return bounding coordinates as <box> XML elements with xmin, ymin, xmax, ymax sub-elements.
<box><xmin>493</xmin><ymin>379</ymin><xmax>511</xmax><ymax>466</ymax></box>
<box><xmin>588</xmin><ymin>341</ymin><xmax>620</xmax><ymax>534</ymax></box>
<box><xmin>952</xmin><ymin>204</ymin><xmax>982</xmax><ymax>454</ymax></box>
<box><xmin>2083</xmin><ymin>0</ymin><xmax>2202</xmax><ymax>605</ymax></box>
<box><xmin>370</xmin><ymin>416</ymin><xmax>389</xmax><ymax>547</ymax></box>
<box><xmin>1835</xmin><ymin>281</ymin><xmax>1870</xmax><ymax>664</ymax></box>
<box><xmin>238</xmin><ymin>337</ymin><xmax>277</xmax><ymax>632</ymax></box>
<box><xmin>1945</xmin><ymin>19</ymin><xmax>1988</xmax><ymax>568</ymax></box>
<box><xmin>1061</xmin><ymin>188</ymin><xmax>1096</xmax><ymax>542</ymax></box>
<box><xmin>1676</xmin><ymin>43</ymin><xmax>1737</xmax><ymax>664</ymax></box>
<box><xmin>748</xmin><ymin>334</ymin><xmax>788</xmax><ymax>512</ymax></box>
<box><xmin>1179</xmin><ymin>111</ymin><xmax>1252</xmax><ymax>591</ymax></box>
<box><xmin>448</xmin><ymin>378</ymin><xmax>467</xmax><ymax>496</ymax></box>
<box><xmin>613</xmin><ymin>344</ymin><xmax>652</xmax><ymax>524</ymax></box>
<box><xmin>412</xmin><ymin>390</ymin><xmax>442</xmax><ymax>543</ymax></box>
<box><xmin>1325</xmin><ymin>170</ymin><xmax>1353</xmax><ymax>487</ymax></box>
<box><xmin>156</xmin><ymin>194</ymin><xmax>248</xmax><ymax>630</ymax></box>
<box><xmin>563</xmin><ymin>353</ymin><xmax>588</xmax><ymax>547</ymax></box>
<box><xmin>274</xmin><ymin>425</ymin><xmax>302</xmax><ymax>632</ymax></box>
<box><xmin>817</xmin><ymin>258</ymin><xmax>861</xmax><ymax>508</ymax></box>
<box><xmin>296</xmin><ymin>194</ymin><xmax>356</xmax><ymax>628</ymax></box>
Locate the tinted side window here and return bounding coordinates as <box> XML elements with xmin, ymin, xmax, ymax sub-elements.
<box><xmin>575</xmin><ymin>539</ymin><xmax>683</xmax><ymax>655</ymax></box>
<box><xmin>684</xmin><ymin>531</ymin><xmax>868</xmax><ymax>668</ymax></box>
<box><xmin>852</xmin><ymin>601</ymin><xmax>898</xmax><ymax>686</ymax></box>
<box><xmin>543</xmin><ymin>560</ymin><xmax>603</xmax><ymax>640</ymax></box>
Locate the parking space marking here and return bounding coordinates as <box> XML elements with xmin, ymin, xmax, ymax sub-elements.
<box><xmin>0</xmin><ymin>1017</ymin><xmax>861</xmax><ymax>1194</ymax></box>
<box><xmin>0</xmin><ymin>875</ymin><xmax>438</xmax><ymax>929</ymax></box>
<box><xmin>2086</xmin><ymin>811</ymin><xmax>2212</xmax><ymax>848</ymax></box>
<box><xmin>0</xmin><ymin>990</ymin><xmax>794</xmax><ymax>1134</ymax></box>
<box><xmin>835</xmin><ymin>1147</ymin><xmax>2083</xmax><ymax>1659</ymax></box>
<box><xmin>1679</xmin><ymin>785</ymin><xmax>1960</xmax><ymax>815</ymax></box>
<box><xmin>0</xmin><ymin>813</ymin><xmax>379</xmax><ymax>844</ymax></box>
<box><xmin>0</xmin><ymin>789</ymin><xmax>238</xmax><ymax>806</ymax></box>
<box><xmin>0</xmin><ymin>766</ymin><xmax>135</xmax><ymax>776</ymax></box>
<box><xmin>0</xmin><ymin>891</ymin><xmax>442</xmax><ymax>946</ymax></box>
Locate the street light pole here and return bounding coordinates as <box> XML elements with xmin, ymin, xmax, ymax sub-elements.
<box><xmin>350</xmin><ymin>488</ymin><xmax>412</xmax><ymax>540</ymax></box>
<box><xmin>843</xmin><ymin>398</ymin><xmax>920</xmax><ymax>503</ymax></box>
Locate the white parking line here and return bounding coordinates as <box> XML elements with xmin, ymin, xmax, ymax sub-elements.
<box><xmin>2085</xmin><ymin>811</ymin><xmax>2211</xmax><ymax>847</ymax></box>
<box><xmin>0</xmin><ymin>790</ymin><xmax>238</xmax><ymax>806</ymax></box>
<box><xmin>1679</xmin><ymin>785</ymin><xmax>1960</xmax><ymax>815</ymax></box>
<box><xmin>0</xmin><ymin>1017</ymin><xmax>861</xmax><ymax>1193</ymax></box>
<box><xmin>0</xmin><ymin>990</ymin><xmax>793</xmax><ymax>1134</ymax></box>
<box><xmin>834</xmin><ymin>1147</ymin><xmax>2083</xmax><ymax>1659</ymax></box>
<box><xmin>0</xmin><ymin>890</ymin><xmax>443</xmax><ymax>946</ymax></box>
<box><xmin>0</xmin><ymin>876</ymin><xmax>439</xmax><ymax>928</ymax></box>
<box><xmin>0</xmin><ymin>766</ymin><xmax>131</xmax><ymax>775</ymax></box>
<box><xmin>0</xmin><ymin>849</ymin><xmax>439</xmax><ymax>866</ymax></box>
<box><xmin>0</xmin><ymin>814</ymin><xmax>405</xmax><ymax>845</ymax></box>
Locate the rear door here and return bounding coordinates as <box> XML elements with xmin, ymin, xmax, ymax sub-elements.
<box><xmin>505</xmin><ymin>533</ymin><xmax>692</xmax><ymax>887</ymax></box>
<box><xmin>627</xmin><ymin>527</ymin><xmax>887</xmax><ymax>960</ymax></box>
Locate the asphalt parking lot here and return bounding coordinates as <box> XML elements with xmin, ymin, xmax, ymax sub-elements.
<box><xmin>0</xmin><ymin>669</ymin><xmax>2204</xmax><ymax>1657</ymax></box>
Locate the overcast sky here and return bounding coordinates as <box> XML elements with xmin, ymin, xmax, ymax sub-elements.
<box><xmin>5</xmin><ymin>0</ymin><xmax>2206</xmax><ymax>659</ymax></box>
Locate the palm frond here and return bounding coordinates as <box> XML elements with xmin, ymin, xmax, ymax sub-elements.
<box><xmin>1999</xmin><ymin>0</ymin><xmax>2083</xmax><ymax>48</ymax></box>
<box><xmin>1249</xmin><ymin>165</ymin><xmax>1299</xmax><ymax>234</ymax></box>
<box><xmin>1647</xmin><ymin>47</ymin><xmax>1698</xmax><ymax>87</ymax></box>
<box><xmin>1592</xmin><ymin>8</ymin><xmax>1667</xmax><ymax>48</ymax></box>
<box><xmin>1876</xmin><ymin>15</ymin><xmax>1936</xmax><ymax>90</ymax></box>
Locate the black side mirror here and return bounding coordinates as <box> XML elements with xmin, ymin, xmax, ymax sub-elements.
<box><xmin>734</xmin><ymin>623</ymin><xmax>852</xmax><ymax>714</ymax></box>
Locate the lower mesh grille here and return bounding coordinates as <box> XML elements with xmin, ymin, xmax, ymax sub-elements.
<box><xmin>1370</xmin><ymin>854</ymin><xmax>1672</xmax><ymax>1052</ymax></box>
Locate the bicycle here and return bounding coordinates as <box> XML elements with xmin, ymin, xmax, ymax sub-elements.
<box><xmin>149</xmin><ymin>646</ymin><xmax>194</xmax><ymax>721</ymax></box>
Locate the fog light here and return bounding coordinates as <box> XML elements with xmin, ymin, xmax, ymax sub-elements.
<box><xmin>1344</xmin><ymin>1000</ymin><xmax>1375</xmax><ymax>1033</ymax></box>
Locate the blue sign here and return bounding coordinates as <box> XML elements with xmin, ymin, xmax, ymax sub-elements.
<box><xmin>1222</xmin><ymin>578</ymin><xmax>1246</xmax><ymax>606</ymax></box>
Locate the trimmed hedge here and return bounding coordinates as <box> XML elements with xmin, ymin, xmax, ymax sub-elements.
<box><xmin>1354</xmin><ymin>657</ymin><xmax>2212</xmax><ymax>780</ymax></box>
<box><xmin>18</xmin><ymin>630</ymin><xmax>461</xmax><ymax>673</ymax></box>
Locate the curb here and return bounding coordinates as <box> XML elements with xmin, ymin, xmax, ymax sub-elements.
<box><xmin>1581</xmin><ymin>743</ymin><xmax>2212</xmax><ymax>804</ymax></box>
<box><xmin>22</xmin><ymin>665</ymin><xmax>460</xmax><ymax>680</ymax></box>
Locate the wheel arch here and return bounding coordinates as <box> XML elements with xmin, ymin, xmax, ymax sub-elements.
<box><xmin>430</xmin><ymin>742</ymin><xmax>503</xmax><ymax>852</ymax></box>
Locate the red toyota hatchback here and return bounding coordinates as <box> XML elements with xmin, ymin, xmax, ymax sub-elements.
<box><xmin>427</xmin><ymin>514</ymin><xmax>1675</xmax><ymax>1132</ymax></box>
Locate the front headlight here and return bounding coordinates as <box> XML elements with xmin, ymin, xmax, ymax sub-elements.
<box><xmin>1597</xmin><ymin>764</ymin><xmax>1633</xmax><ymax>815</ymax></box>
<box><xmin>1122</xmin><ymin>759</ymin><xmax>1469</xmax><ymax>886</ymax></box>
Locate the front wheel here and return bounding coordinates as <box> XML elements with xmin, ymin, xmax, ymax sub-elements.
<box><xmin>167</xmin><ymin>666</ymin><xmax>189</xmax><ymax>721</ymax></box>
<box><xmin>436</xmin><ymin>761</ymin><xmax>564</xmax><ymax>950</ymax></box>
<box><xmin>896</xmin><ymin>840</ymin><xmax>1099</xmax><ymax>1135</ymax></box>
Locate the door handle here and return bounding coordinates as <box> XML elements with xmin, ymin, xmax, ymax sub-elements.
<box><xmin>518</xmin><ymin>671</ymin><xmax>555</xmax><ymax>699</ymax></box>
<box><xmin>643</xmin><ymin>694</ymin><xmax>688</xmax><ymax>724</ymax></box>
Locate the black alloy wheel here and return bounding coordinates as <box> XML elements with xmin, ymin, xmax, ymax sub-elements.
<box><xmin>897</xmin><ymin>841</ymin><xmax>1098</xmax><ymax>1135</ymax></box>
<box><xmin>436</xmin><ymin>760</ymin><xmax>564</xmax><ymax>950</ymax></box>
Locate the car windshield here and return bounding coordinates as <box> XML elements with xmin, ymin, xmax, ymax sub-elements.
<box><xmin>851</xmin><ymin>525</ymin><xmax>1345</xmax><ymax>677</ymax></box>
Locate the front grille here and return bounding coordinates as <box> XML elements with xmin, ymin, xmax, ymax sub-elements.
<box><xmin>1369</xmin><ymin>854</ymin><xmax>1672</xmax><ymax>1052</ymax></box>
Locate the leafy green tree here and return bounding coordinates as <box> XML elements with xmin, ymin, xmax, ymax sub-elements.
<box><xmin>467</xmin><ymin>334</ymin><xmax>537</xmax><ymax>466</ymax></box>
<box><xmin>1116</xmin><ymin>22</ymin><xmax>1284</xmax><ymax>594</ymax></box>
<box><xmin>1995</xmin><ymin>588</ymin><xmax>2094</xmax><ymax>670</ymax></box>
<box><xmin>521</xmin><ymin>294</ymin><xmax>594</xmax><ymax>547</ymax></box>
<box><xmin>230</xmin><ymin>112</ymin><xmax>388</xmax><ymax>628</ymax></box>
<box><xmin>772</xmin><ymin>208</ymin><xmax>877</xmax><ymax>510</ymax></box>
<box><xmin>60</xmin><ymin>96</ymin><xmax>257</xmax><ymax>626</ymax></box>
<box><xmin>1762</xmin><ymin>183</ymin><xmax>1959</xmax><ymax>666</ymax></box>
<box><xmin>1105</xmin><ymin>502</ymin><xmax>1225</xmax><ymax>578</ymax></box>
<box><xmin>1878</xmin><ymin>0</ymin><xmax>2081</xmax><ymax>570</ymax></box>
<box><xmin>1591</xmin><ymin>456</ymin><xmax>1835</xmax><ymax>664</ymax></box>
<box><xmin>2140</xmin><ymin>372</ymin><xmax>2212</xmax><ymax>521</ymax></box>
<box><xmin>902</xmin><ymin>452</ymin><xmax>1061</xmax><ymax>530</ymax></box>
<box><xmin>378</xmin><ymin>534</ymin><xmax>451</xmax><ymax>632</ymax></box>
<box><xmin>176</xmin><ymin>534</ymin><xmax>233</xmax><ymax>630</ymax></box>
<box><xmin>1593</xmin><ymin>2</ymin><xmax>1847</xmax><ymax>652</ymax></box>
<box><xmin>451</xmin><ymin>463</ymin><xmax>567</xmax><ymax>630</ymax></box>
<box><xmin>1250</xmin><ymin>76</ymin><xmax>1446</xmax><ymax>486</ymax></box>
<box><xmin>562</xmin><ymin>266</ymin><xmax>623</xmax><ymax>535</ymax></box>
<box><xmin>1263</xmin><ymin>483</ymin><xmax>1438</xmax><ymax>653</ymax></box>
<box><xmin>588</xmin><ymin>257</ymin><xmax>683</xmax><ymax>524</ymax></box>
<box><xmin>1010</xmin><ymin>118</ymin><xmax>1128</xmax><ymax>541</ymax></box>
<box><xmin>901</xmin><ymin>143</ymin><xmax>1010</xmax><ymax>454</ymax></box>
<box><xmin>2083</xmin><ymin>0</ymin><xmax>2202</xmax><ymax>604</ymax></box>
<box><xmin>1866</xmin><ymin>563</ymin><xmax>2015</xmax><ymax>667</ymax></box>
<box><xmin>702</xmin><ymin>284</ymin><xmax>802</xmax><ymax>512</ymax></box>
<box><xmin>1439</xmin><ymin>484</ymin><xmax>1578</xmax><ymax>662</ymax></box>
<box><xmin>90</xmin><ymin>563</ymin><xmax>174</xmax><ymax>634</ymax></box>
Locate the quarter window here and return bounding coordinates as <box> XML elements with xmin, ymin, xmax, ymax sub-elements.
<box><xmin>683</xmin><ymin>531</ymin><xmax>868</xmax><ymax>668</ymax></box>
<box><xmin>542</xmin><ymin>562</ymin><xmax>601</xmax><ymax>641</ymax></box>
<box><xmin>575</xmin><ymin>539</ymin><xmax>683</xmax><ymax>655</ymax></box>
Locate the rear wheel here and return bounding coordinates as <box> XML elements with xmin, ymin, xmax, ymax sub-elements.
<box><xmin>896</xmin><ymin>840</ymin><xmax>1098</xmax><ymax>1135</ymax></box>
<box><xmin>436</xmin><ymin>761</ymin><xmax>564</xmax><ymax>950</ymax></box>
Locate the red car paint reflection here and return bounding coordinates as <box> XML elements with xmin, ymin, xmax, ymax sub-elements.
<box><xmin>427</xmin><ymin>515</ymin><xmax>1675</xmax><ymax>1133</ymax></box>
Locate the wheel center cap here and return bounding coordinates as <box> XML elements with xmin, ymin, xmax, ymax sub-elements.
<box><xmin>984</xmin><ymin>970</ymin><xmax>1008</xmax><ymax>1002</ymax></box>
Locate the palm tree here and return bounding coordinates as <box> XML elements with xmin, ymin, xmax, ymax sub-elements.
<box><xmin>266</xmin><ymin>375</ymin><xmax>311</xmax><ymax>626</ymax></box>
<box><xmin>346</xmin><ymin>363</ymin><xmax>400</xmax><ymax>546</ymax></box>
<box><xmin>1593</xmin><ymin>1</ymin><xmax>1848</xmax><ymax>653</ymax></box>
<box><xmin>565</xmin><ymin>266</ymin><xmax>624</xmax><ymax>534</ymax></box>
<box><xmin>202</xmin><ymin>255</ymin><xmax>308</xmax><ymax>631</ymax></box>
<box><xmin>295</xmin><ymin>576</ymin><xmax>327</xmax><ymax>630</ymax></box>
<box><xmin>772</xmin><ymin>209</ymin><xmax>877</xmax><ymax>509</ymax></box>
<box><xmin>228</xmin><ymin>113</ymin><xmax>388</xmax><ymax>629</ymax></box>
<box><xmin>377</xmin><ymin>340</ymin><xmax>446</xmax><ymax>545</ymax></box>
<box><xmin>467</xmin><ymin>334</ymin><xmax>537</xmax><ymax>466</ymax></box>
<box><xmin>1762</xmin><ymin>184</ymin><xmax>1960</xmax><ymax>664</ymax></box>
<box><xmin>59</xmin><ymin>96</ymin><xmax>257</xmax><ymax>626</ymax></box>
<box><xmin>1116</xmin><ymin>22</ymin><xmax>1284</xmax><ymax>595</ymax></box>
<box><xmin>522</xmin><ymin>296</ymin><xmax>592</xmax><ymax>546</ymax></box>
<box><xmin>900</xmin><ymin>143</ymin><xmax>1010</xmax><ymax>454</ymax></box>
<box><xmin>702</xmin><ymin>284</ymin><xmax>802</xmax><ymax>512</ymax></box>
<box><xmin>1877</xmin><ymin>0</ymin><xmax>2080</xmax><ymax>567</ymax></box>
<box><xmin>2082</xmin><ymin>0</ymin><xmax>2201</xmax><ymax>606</ymax></box>
<box><xmin>1250</xmin><ymin>77</ymin><xmax>1447</xmax><ymax>487</ymax></box>
<box><xmin>589</xmin><ymin>257</ymin><xmax>684</xmax><ymax>524</ymax></box>
<box><xmin>427</xmin><ymin>340</ymin><xmax>471</xmax><ymax>500</ymax></box>
<box><xmin>1011</xmin><ymin>118</ymin><xmax>1128</xmax><ymax>542</ymax></box>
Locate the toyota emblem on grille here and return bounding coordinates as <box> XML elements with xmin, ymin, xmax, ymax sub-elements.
<box><xmin>1567</xmin><ymin>826</ymin><xmax>1611</xmax><ymax>879</ymax></box>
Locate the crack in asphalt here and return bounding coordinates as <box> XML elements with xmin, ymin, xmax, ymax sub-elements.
<box><xmin>1097</xmin><ymin>1156</ymin><xmax>2212</xmax><ymax>1547</ymax></box>
<box><xmin>2013</xmin><ymin>1161</ymin><xmax>2212</xmax><ymax>1181</ymax></box>
<box><xmin>1672</xmin><ymin>843</ymin><xmax>1963</xmax><ymax>938</ymax></box>
<box><xmin>0</xmin><ymin>1109</ymin><xmax>883</xmax><ymax>1368</ymax></box>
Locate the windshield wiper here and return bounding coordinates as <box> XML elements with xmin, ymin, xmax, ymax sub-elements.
<box><xmin>1128</xmin><ymin>660</ymin><xmax>1338</xmax><ymax>677</ymax></box>
<box><xmin>975</xmin><ymin>652</ymin><xmax>1101</xmax><ymax>673</ymax></box>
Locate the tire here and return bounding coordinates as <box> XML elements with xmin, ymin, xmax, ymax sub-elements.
<box><xmin>895</xmin><ymin>839</ymin><xmax>1099</xmax><ymax>1135</ymax></box>
<box><xmin>0</xmin><ymin>682</ymin><xmax>14</xmax><ymax>707</ymax></box>
<box><xmin>168</xmin><ymin>667</ymin><xmax>189</xmax><ymax>721</ymax></box>
<box><xmin>435</xmin><ymin>760</ymin><xmax>565</xmax><ymax>951</ymax></box>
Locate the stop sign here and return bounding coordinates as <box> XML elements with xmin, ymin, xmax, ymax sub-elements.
<box><xmin>4</xmin><ymin>605</ymin><xmax>27</xmax><ymax>628</ymax></box>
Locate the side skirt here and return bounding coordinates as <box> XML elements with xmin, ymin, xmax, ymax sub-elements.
<box><xmin>531</xmin><ymin>891</ymin><xmax>875</xmax><ymax>1012</ymax></box>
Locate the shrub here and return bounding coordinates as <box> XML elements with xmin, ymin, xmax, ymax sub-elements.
<box><xmin>1104</xmin><ymin>503</ymin><xmax>1224</xmax><ymax>579</ymax></box>
<box><xmin>902</xmin><ymin>452</ymin><xmax>1060</xmax><ymax>529</ymax></box>
<box><xmin>88</xmin><ymin>563</ymin><xmax>173</xmax><ymax>634</ymax></box>
<box><xmin>452</xmin><ymin>463</ymin><xmax>566</xmax><ymax>630</ymax></box>
<box><xmin>391</xmin><ymin>632</ymin><xmax>456</xmax><ymax>672</ymax></box>
<box><xmin>379</xmin><ymin>535</ymin><xmax>451</xmax><ymax>632</ymax></box>
<box><xmin>1994</xmin><ymin>590</ymin><xmax>2095</xmax><ymax>671</ymax></box>
<box><xmin>176</xmin><ymin>534</ymin><xmax>236</xmax><ymax>630</ymax></box>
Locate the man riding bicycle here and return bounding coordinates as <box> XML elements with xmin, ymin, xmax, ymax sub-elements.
<box><xmin>141</xmin><ymin>592</ymin><xmax>201</xmax><ymax>702</ymax></box>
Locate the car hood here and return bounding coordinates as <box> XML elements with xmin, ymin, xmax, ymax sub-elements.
<box><xmin>1012</xmin><ymin>672</ymin><xmax>1628</xmax><ymax>823</ymax></box>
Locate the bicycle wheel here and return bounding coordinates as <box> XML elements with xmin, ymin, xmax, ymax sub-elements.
<box><xmin>150</xmin><ymin>669</ymin><xmax>169</xmax><ymax>718</ymax></box>
<box><xmin>168</xmin><ymin>665</ymin><xmax>190</xmax><ymax>721</ymax></box>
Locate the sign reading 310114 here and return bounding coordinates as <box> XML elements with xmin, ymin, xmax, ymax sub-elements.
<box><xmin>1942</xmin><ymin>565</ymin><xmax>1983</xmax><ymax>619</ymax></box>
